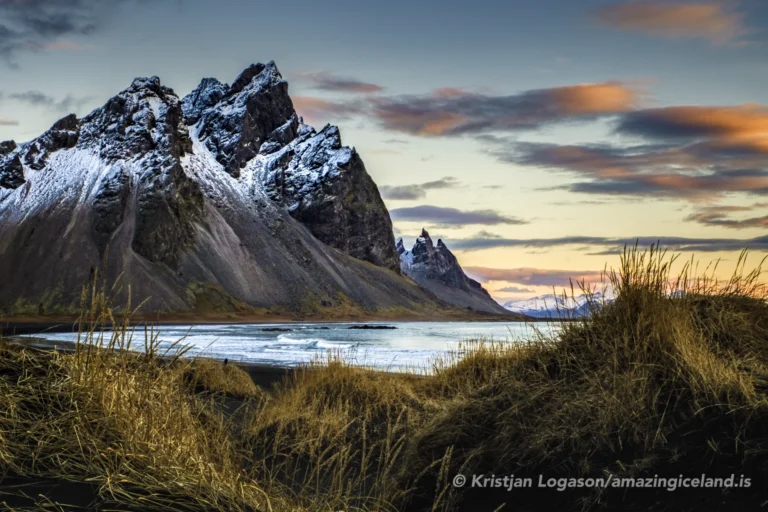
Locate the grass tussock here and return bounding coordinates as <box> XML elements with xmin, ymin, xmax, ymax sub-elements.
<box><xmin>1</xmin><ymin>245</ymin><xmax>767</xmax><ymax>511</ymax></box>
<box><xmin>186</xmin><ymin>358</ymin><xmax>265</xmax><ymax>399</ymax></box>
<box><xmin>0</xmin><ymin>282</ymin><xmax>280</xmax><ymax>511</ymax></box>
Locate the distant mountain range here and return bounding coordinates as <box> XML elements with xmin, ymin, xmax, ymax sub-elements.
<box><xmin>503</xmin><ymin>292</ymin><xmax>611</xmax><ymax>319</ymax></box>
<box><xmin>0</xmin><ymin>61</ymin><xmax>509</xmax><ymax>320</ymax></box>
<box><xmin>397</xmin><ymin>230</ymin><xmax>510</xmax><ymax>315</ymax></box>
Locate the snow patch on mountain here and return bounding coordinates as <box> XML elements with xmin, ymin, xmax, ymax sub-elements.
<box><xmin>0</xmin><ymin>61</ymin><xmax>420</xmax><ymax>315</ymax></box>
<box><xmin>503</xmin><ymin>292</ymin><xmax>611</xmax><ymax>319</ymax></box>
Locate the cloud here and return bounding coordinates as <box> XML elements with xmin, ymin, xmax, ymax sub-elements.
<box><xmin>291</xmin><ymin>96</ymin><xmax>360</xmax><ymax>125</ymax></box>
<box><xmin>496</xmin><ymin>286</ymin><xmax>536</xmax><ymax>293</ymax></box>
<box><xmin>685</xmin><ymin>203</ymin><xmax>768</xmax><ymax>229</ymax></box>
<box><xmin>0</xmin><ymin>118</ymin><xmax>18</xmax><ymax>126</ymax></box>
<box><xmin>464</xmin><ymin>267</ymin><xmax>605</xmax><ymax>287</ymax></box>
<box><xmin>617</xmin><ymin>105</ymin><xmax>768</xmax><ymax>153</ymax></box>
<box><xmin>499</xmin><ymin>142</ymin><xmax>768</xmax><ymax>200</ymax></box>
<box><xmin>380</xmin><ymin>177</ymin><xmax>460</xmax><ymax>200</ymax></box>
<box><xmin>389</xmin><ymin>205</ymin><xmax>528</xmax><ymax>226</ymax></box>
<box><xmin>486</xmin><ymin>102</ymin><xmax>768</xmax><ymax>201</ymax></box>
<box><xmin>367</xmin><ymin>82</ymin><xmax>641</xmax><ymax>136</ymax></box>
<box><xmin>448</xmin><ymin>233</ymin><xmax>768</xmax><ymax>254</ymax></box>
<box><xmin>38</xmin><ymin>40</ymin><xmax>90</xmax><ymax>51</ymax></box>
<box><xmin>289</xmin><ymin>81</ymin><xmax>643</xmax><ymax>137</ymax></box>
<box><xmin>594</xmin><ymin>2</ymin><xmax>749</xmax><ymax>45</ymax></box>
<box><xmin>297</xmin><ymin>72</ymin><xmax>384</xmax><ymax>94</ymax></box>
<box><xmin>4</xmin><ymin>90</ymin><xmax>91</xmax><ymax>112</ymax></box>
<box><xmin>0</xmin><ymin>0</ymin><xmax>156</xmax><ymax>64</ymax></box>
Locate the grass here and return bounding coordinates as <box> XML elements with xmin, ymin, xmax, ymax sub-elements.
<box><xmin>186</xmin><ymin>358</ymin><xmax>264</xmax><ymax>399</ymax></box>
<box><xmin>1</xmin><ymin>245</ymin><xmax>767</xmax><ymax>511</ymax></box>
<box><xmin>0</xmin><ymin>289</ymin><xmax>279</xmax><ymax>511</ymax></box>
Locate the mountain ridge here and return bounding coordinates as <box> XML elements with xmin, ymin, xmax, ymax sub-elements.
<box><xmin>503</xmin><ymin>292</ymin><xmax>610</xmax><ymax>319</ymax></box>
<box><xmin>0</xmin><ymin>62</ymin><xmax>513</xmax><ymax>320</ymax></box>
<box><xmin>398</xmin><ymin>230</ymin><xmax>510</xmax><ymax>315</ymax></box>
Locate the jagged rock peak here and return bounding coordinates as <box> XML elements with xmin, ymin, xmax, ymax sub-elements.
<box><xmin>129</xmin><ymin>76</ymin><xmax>163</xmax><ymax>93</ymax></box>
<box><xmin>75</xmin><ymin>74</ymin><xmax>192</xmax><ymax>162</ymax></box>
<box><xmin>0</xmin><ymin>140</ymin><xmax>17</xmax><ymax>157</ymax></box>
<box><xmin>229</xmin><ymin>61</ymin><xmax>282</xmax><ymax>95</ymax></box>
<box><xmin>51</xmin><ymin>114</ymin><xmax>79</xmax><ymax>132</ymax></box>
<box><xmin>0</xmin><ymin>61</ymin><xmax>399</xmax><ymax>273</ymax></box>
<box><xmin>182</xmin><ymin>77</ymin><xmax>228</xmax><ymax>125</ymax></box>
<box><xmin>193</xmin><ymin>61</ymin><xmax>296</xmax><ymax>177</ymax></box>
<box><xmin>397</xmin><ymin>230</ymin><xmax>507</xmax><ymax>314</ymax></box>
<box><xmin>21</xmin><ymin>113</ymin><xmax>81</xmax><ymax>171</ymax></box>
<box><xmin>0</xmin><ymin>151</ymin><xmax>24</xmax><ymax>189</ymax></box>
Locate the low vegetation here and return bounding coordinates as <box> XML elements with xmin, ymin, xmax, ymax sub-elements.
<box><xmin>1</xmin><ymin>246</ymin><xmax>766</xmax><ymax>511</ymax></box>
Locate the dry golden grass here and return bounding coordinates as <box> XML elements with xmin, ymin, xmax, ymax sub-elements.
<box><xmin>186</xmin><ymin>358</ymin><xmax>264</xmax><ymax>399</ymax></box>
<box><xmin>1</xmin><ymin>246</ymin><xmax>767</xmax><ymax>511</ymax></box>
<box><xmin>0</xmin><ymin>280</ymin><xmax>283</xmax><ymax>511</ymax></box>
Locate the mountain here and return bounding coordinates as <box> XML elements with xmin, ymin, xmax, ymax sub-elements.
<box><xmin>0</xmin><ymin>62</ymin><xmax>467</xmax><ymax>319</ymax></box>
<box><xmin>503</xmin><ymin>292</ymin><xmax>609</xmax><ymax>319</ymax></box>
<box><xmin>397</xmin><ymin>230</ymin><xmax>510</xmax><ymax>315</ymax></box>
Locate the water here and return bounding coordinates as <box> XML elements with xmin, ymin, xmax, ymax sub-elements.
<box><xmin>33</xmin><ymin>321</ymin><xmax>561</xmax><ymax>372</ymax></box>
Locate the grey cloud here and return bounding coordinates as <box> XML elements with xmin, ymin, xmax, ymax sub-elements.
<box><xmin>5</xmin><ymin>90</ymin><xmax>92</xmax><ymax>112</ymax></box>
<box><xmin>464</xmin><ymin>267</ymin><xmax>605</xmax><ymax>287</ymax></box>
<box><xmin>367</xmin><ymin>82</ymin><xmax>638</xmax><ymax>136</ymax></box>
<box><xmin>380</xmin><ymin>177</ymin><xmax>460</xmax><ymax>200</ymax></box>
<box><xmin>0</xmin><ymin>118</ymin><xmax>19</xmax><ymax>126</ymax></box>
<box><xmin>487</xmin><ymin>139</ymin><xmax>768</xmax><ymax>200</ymax></box>
<box><xmin>293</xmin><ymin>82</ymin><xmax>638</xmax><ymax>137</ymax></box>
<box><xmin>449</xmin><ymin>233</ymin><xmax>768</xmax><ymax>254</ymax></box>
<box><xmin>685</xmin><ymin>204</ymin><xmax>768</xmax><ymax>230</ymax></box>
<box><xmin>497</xmin><ymin>286</ymin><xmax>536</xmax><ymax>293</ymax></box>
<box><xmin>297</xmin><ymin>72</ymin><xmax>384</xmax><ymax>94</ymax></box>
<box><xmin>390</xmin><ymin>205</ymin><xmax>528</xmax><ymax>226</ymax></box>
<box><xmin>0</xmin><ymin>0</ymin><xmax>157</xmax><ymax>63</ymax></box>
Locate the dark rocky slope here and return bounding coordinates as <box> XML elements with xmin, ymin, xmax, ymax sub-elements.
<box><xmin>0</xmin><ymin>63</ymin><xmax>436</xmax><ymax>317</ymax></box>
<box><xmin>398</xmin><ymin>230</ymin><xmax>510</xmax><ymax>315</ymax></box>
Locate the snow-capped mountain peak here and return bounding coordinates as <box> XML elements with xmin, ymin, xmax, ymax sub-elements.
<box><xmin>0</xmin><ymin>61</ymin><xmax>408</xmax><ymax>315</ymax></box>
<box><xmin>503</xmin><ymin>292</ymin><xmax>610</xmax><ymax>319</ymax></box>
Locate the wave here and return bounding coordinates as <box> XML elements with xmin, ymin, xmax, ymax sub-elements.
<box><xmin>271</xmin><ymin>335</ymin><xmax>354</xmax><ymax>351</ymax></box>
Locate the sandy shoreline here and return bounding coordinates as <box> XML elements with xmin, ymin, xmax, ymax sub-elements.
<box><xmin>6</xmin><ymin>336</ymin><xmax>298</xmax><ymax>389</ymax></box>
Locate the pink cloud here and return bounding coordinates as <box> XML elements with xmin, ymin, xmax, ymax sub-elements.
<box><xmin>595</xmin><ymin>2</ymin><xmax>748</xmax><ymax>45</ymax></box>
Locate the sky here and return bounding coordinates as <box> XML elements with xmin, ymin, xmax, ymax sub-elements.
<box><xmin>1</xmin><ymin>0</ymin><xmax>767</xmax><ymax>302</ymax></box>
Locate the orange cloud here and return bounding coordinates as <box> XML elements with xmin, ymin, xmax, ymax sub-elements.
<box><xmin>368</xmin><ymin>82</ymin><xmax>641</xmax><ymax>136</ymax></box>
<box><xmin>498</xmin><ymin>105</ymin><xmax>768</xmax><ymax>201</ymax></box>
<box><xmin>372</xmin><ymin>110</ymin><xmax>469</xmax><ymax>136</ymax></box>
<box><xmin>550</xmin><ymin>83</ymin><xmax>640</xmax><ymax>114</ymax></box>
<box><xmin>620</xmin><ymin>104</ymin><xmax>768</xmax><ymax>153</ymax></box>
<box><xmin>595</xmin><ymin>2</ymin><xmax>748</xmax><ymax>44</ymax></box>
<box><xmin>291</xmin><ymin>96</ymin><xmax>359</xmax><ymax>125</ymax></box>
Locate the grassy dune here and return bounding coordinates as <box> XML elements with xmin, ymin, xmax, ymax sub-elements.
<box><xmin>1</xmin><ymin>246</ymin><xmax>767</xmax><ymax>511</ymax></box>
